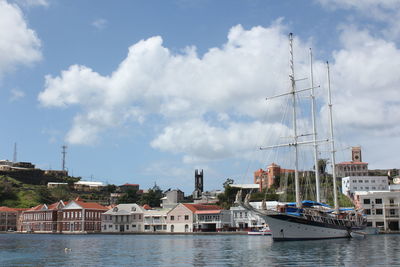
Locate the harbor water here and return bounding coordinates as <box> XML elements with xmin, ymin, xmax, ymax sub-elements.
<box><xmin>1</xmin><ymin>234</ymin><xmax>400</xmax><ymax>266</ymax></box>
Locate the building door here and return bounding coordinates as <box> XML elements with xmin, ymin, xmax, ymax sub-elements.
<box><xmin>120</xmin><ymin>225</ymin><xmax>124</xmax><ymax>232</ymax></box>
<box><xmin>388</xmin><ymin>221</ymin><xmax>399</xmax><ymax>231</ymax></box>
<box><xmin>171</xmin><ymin>225</ymin><xmax>174</xmax><ymax>232</ymax></box>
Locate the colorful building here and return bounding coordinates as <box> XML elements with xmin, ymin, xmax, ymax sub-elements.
<box><xmin>21</xmin><ymin>201</ymin><xmax>65</xmax><ymax>233</ymax></box>
<box><xmin>57</xmin><ymin>197</ymin><xmax>108</xmax><ymax>233</ymax></box>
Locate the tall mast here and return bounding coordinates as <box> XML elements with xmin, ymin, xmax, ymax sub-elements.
<box><xmin>289</xmin><ymin>33</ymin><xmax>301</xmax><ymax>208</ymax></box>
<box><xmin>327</xmin><ymin>62</ymin><xmax>339</xmax><ymax>212</ymax></box>
<box><xmin>62</xmin><ymin>145</ymin><xmax>67</xmax><ymax>171</ymax></box>
<box><xmin>310</xmin><ymin>49</ymin><xmax>321</xmax><ymax>202</ymax></box>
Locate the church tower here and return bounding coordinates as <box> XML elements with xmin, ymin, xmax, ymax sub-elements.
<box><xmin>352</xmin><ymin>146</ymin><xmax>362</xmax><ymax>162</ymax></box>
<box><xmin>193</xmin><ymin>169</ymin><xmax>204</xmax><ymax>199</ymax></box>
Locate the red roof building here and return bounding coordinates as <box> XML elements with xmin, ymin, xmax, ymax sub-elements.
<box><xmin>57</xmin><ymin>198</ymin><xmax>108</xmax><ymax>233</ymax></box>
<box><xmin>21</xmin><ymin>201</ymin><xmax>65</xmax><ymax>233</ymax></box>
<box><xmin>0</xmin><ymin>206</ymin><xmax>18</xmax><ymax>231</ymax></box>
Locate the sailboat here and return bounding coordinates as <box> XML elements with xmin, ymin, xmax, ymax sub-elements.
<box><xmin>236</xmin><ymin>33</ymin><xmax>366</xmax><ymax>241</ymax></box>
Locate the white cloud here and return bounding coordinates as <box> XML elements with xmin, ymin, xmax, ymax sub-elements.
<box><xmin>0</xmin><ymin>0</ymin><xmax>41</xmax><ymax>77</ymax></box>
<box><xmin>39</xmin><ymin>20</ymin><xmax>400</xmax><ymax>167</ymax></box>
<box><xmin>327</xmin><ymin>27</ymin><xmax>400</xmax><ymax>137</ymax></box>
<box><xmin>92</xmin><ymin>18</ymin><xmax>107</xmax><ymax>30</ymax></box>
<box><xmin>36</xmin><ymin>22</ymin><xmax>321</xmax><ymax>162</ymax></box>
<box><xmin>9</xmin><ymin>88</ymin><xmax>25</xmax><ymax>101</ymax></box>
<box><xmin>317</xmin><ymin>0</ymin><xmax>400</xmax><ymax>40</ymax></box>
<box><xmin>14</xmin><ymin>0</ymin><xmax>48</xmax><ymax>7</ymax></box>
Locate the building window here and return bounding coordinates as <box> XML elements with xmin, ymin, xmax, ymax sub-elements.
<box><xmin>390</xmin><ymin>199</ymin><xmax>395</xmax><ymax>205</ymax></box>
<box><xmin>376</xmin><ymin>221</ymin><xmax>384</xmax><ymax>227</ymax></box>
<box><xmin>363</xmin><ymin>199</ymin><xmax>370</xmax><ymax>204</ymax></box>
<box><xmin>371</xmin><ymin>180</ymin><xmax>375</xmax><ymax>183</ymax></box>
<box><xmin>376</xmin><ymin>209</ymin><xmax>383</xmax><ymax>215</ymax></box>
<box><xmin>367</xmin><ymin>222</ymin><xmax>373</xmax><ymax>226</ymax></box>
<box><xmin>375</xmin><ymin>199</ymin><xmax>382</xmax><ymax>204</ymax></box>
<box><xmin>364</xmin><ymin>209</ymin><xmax>371</xmax><ymax>215</ymax></box>
<box><xmin>358</xmin><ymin>180</ymin><xmax>363</xmax><ymax>183</ymax></box>
<box><xmin>185</xmin><ymin>215</ymin><xmax>189</xmax><ymax>220</ymax></box>
<box><xmin>145</xmin><ymin>225</ymin><xmax>150</xmax><ymax>230</ymax></box>
<box><xmin>163</xmin><ymin>225</ymin><xmax>167</xmax><ymax>230</ymax></box>
<box><xmin>126</xmin><ymin>225</ymin><xmax>129</xmax><ymax>230</ymax></box>
<box><xmin>365</xmin><ymin>187</ymin><xmax>369</xmax><ymax>190</ymax></box>
<box><xmin>170</xmin><ymin>216</ymin><xmax>174</xmax><ymax>221</ymax></box>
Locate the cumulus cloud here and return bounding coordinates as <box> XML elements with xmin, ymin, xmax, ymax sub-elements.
<box><xmin>39</xmin><ymin>22</ymin><xmax>313</xmax><ymax>153</ymax></box>
<box><xmin>0</xmin><ymin>0</ymin><xmax>41</xmax><ymax>77</ymax></box>
<box><xmin>328</xmin><ymin>27</ymin><xmax>400</xmax><ymax>137</ymax></box>
<box><xmin>39</xmin><ymin>20</ymin><xmax>400</xmax><ymax>165</ymax></box>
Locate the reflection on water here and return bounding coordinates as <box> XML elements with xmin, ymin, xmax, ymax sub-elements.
<box><xmin>1</xmin><ymin>234</ymin><xmax>400</xmax><ymax>266</ymax></box>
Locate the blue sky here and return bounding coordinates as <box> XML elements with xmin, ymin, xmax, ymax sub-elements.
<box><xmin>1</xmin><ymin>0</ymin><xmax>399</xmax><ymax>194</ymax></box>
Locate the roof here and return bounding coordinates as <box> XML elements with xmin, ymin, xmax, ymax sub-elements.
<box><xmin>74</xmin><ymin>200</ymin><xmax>108</xmax><ymax>210</ymax></box>
<box><xmin>337</xmin><ymin>161</ymin><xmax>368</xmax><ymax>165</ymax></box>
<box><xmin>230</xmin><ymin>184</ymin><xmax>260</xmax><ymax>189</ymax></box>
<box><xmin>0</xmin><ymin>206</ymin><xmax>17</xmax><ymax>212</ymax></box>
<box><xmin>74</xmin><ymin>181</ymin><xmax>104</xmax><ymax>186</ymax></box>
<box><xmin>27</xmin><ymin>204</ymin><xmax>47</xmax><ymax>211</ymax></box>
<box><xmin>121</xmin><ymin>183</ymin><xmax>139</xmax><ymax>186</ymax></box>
<box><xmin>104</xmin><ymin>204</ymin><xmax>144</xmax><ymax>215</ymax></box>
<box><xmin>183</xmin><ymin>204</ymin><xmax>222</xmax><ymax>213</ymax></box>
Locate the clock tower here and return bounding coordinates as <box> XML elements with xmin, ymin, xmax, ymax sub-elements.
<box><xmin>352</xmin><ymin>146</ymin><xmax>362</xmax><ymax>162</ymax></box>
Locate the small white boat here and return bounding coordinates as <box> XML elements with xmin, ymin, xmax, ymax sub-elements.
<box><xmin>248</xmin><ymin>226</ymin><xmax>272</xmax><ymax>236</ymax></box>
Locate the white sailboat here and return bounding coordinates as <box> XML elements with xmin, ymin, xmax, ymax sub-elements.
<box><xmin>236</xmin><ymin>33</ymin><xmax>366</xmax><ymax>241</ymax></box>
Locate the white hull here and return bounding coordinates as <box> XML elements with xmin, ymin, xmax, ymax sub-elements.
<box><xmin>263</xmin><ymin>214</ymin><xmax>351</xmax><ymax>241</ymax></box>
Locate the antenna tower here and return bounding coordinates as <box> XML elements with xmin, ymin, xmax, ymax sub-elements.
<box><xmin>13</xmin><ymin>142</ymin><xmax>17</xmax><ymax>163</ymax></box>
<box><xmin>62</xmin><ymin>145</ymin><xmax>67</xmax><ymax>171</ymax></box>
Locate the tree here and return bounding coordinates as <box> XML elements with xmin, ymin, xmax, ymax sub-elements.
<box><xmin>139</xmin><ymin>184</ymin><xmax>163</xmax><ymax>207</ymax></box>
<box><xmin>118</xmin><ymin>188</ymin><xmax>140</xmax><ymax>204</ymax></box>
<box><xmin>218</xmin><ymin>178</ymin><xmax>239</xmax><ymax>209</ymax></box>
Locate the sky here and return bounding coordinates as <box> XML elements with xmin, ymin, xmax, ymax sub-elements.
<box><xmin>0</xmin><ymin>0</ymin><xmax>399</xmax><ymax>194</ymax></box>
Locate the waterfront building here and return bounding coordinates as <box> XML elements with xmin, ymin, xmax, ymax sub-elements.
<box><xmin>58</xmin><ymin>197</ymin><xmax>108</xmax><ymax>233</ymax></box>
<box><xmin>143</xmin><ymin>207</ymin><xmax>170</xmax><ymax>232</ymax></box>
<box><xmin>184</xmin><ymin>204</ymin><xmax>230</xmax><ymax>232</ymax></box>
<box><xmin>166</xmin><ymin>203</ymin><xmax>193</xmax><ymax>232</ymax></box>
<box><xmin>336</xmin><ymin>146</ymin><xmax>369</xmax><ymax>177</ymax></box>
<box><xmin>354</xmin><ymin>191</ymin><xmax>400</xmax><ymax>231</ymax></box>
<box><xmin>193</xmin><ymin>190</ymin><xmax>223</xmax><ymax>204</ymax></box>
<box><xmin>0</xmin><ymin>206</ymin><xmax>18</xmax><ymax>231</ymax></box>
<box><xmin>341</xmin><ymin>176</ymin><xmax>389</xmax><ymax>196</ymax></box>
<box><xmin>101</xmin><ymin>203</ymin><xmax>144</xmax><ymax>233</ymax></box>
<box><xmin>21</xmin><ymin>201</ymin><xmax>65</xmax><ymax>233</ymax></box>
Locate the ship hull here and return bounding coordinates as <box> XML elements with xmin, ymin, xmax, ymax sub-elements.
<box><xmin>263</xmin><ymin>214</ymin><xmax>351</xmax><ymax>241</ymax></box>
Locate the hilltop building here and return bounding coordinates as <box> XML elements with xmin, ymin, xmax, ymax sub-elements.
<box><xmin>336</xmin><ymin>146</ymin><xmax>369</xmax><ymax>177</ymax></box>
<box><xmin>342</xmin><ymin>176</ymin><xmax>389</xmax><ymax>196</ymax></box>
<box><xmin>254</xmin><ymin>163</ymin><xmax>294</xmax><ymax>190</ymax></box>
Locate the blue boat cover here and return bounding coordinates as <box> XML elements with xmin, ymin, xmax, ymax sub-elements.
<box><xmin>286</xmin><ymin>200</ymin><xmax>331</xmax><ymax>208</ymax></box>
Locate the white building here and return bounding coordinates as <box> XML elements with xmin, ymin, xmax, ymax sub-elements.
<box><xmin>230</xmin><ymin>201</ymin><xmax>279</xmax><ymax>230</ymax></box>
<box><xmin>143</xmin><ymin>208</ymin><xmax>170</xmax><ymax>232</ymax></box>
<box><xmin>355</xmin><ymin>191</ymin><xmax>400</xmax><ymax>231</ymax></box>
<box><xmin>101</xmin><ymin>204</ymin><xmax>144</xmax><ymax>233</ymax></box>
<box><xmin>341</xmin><ymin>176</ymin><xmax>388</xmax><ymax>195</ymax></box>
